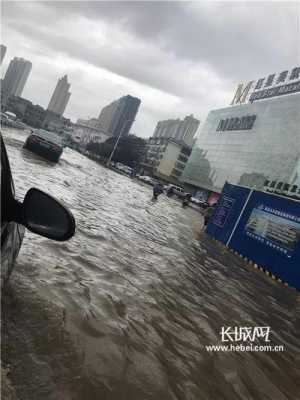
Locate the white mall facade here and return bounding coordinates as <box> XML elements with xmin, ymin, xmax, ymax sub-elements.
<box><xmin>181</xmin><ymin>92</ymin><xmax>300</xmax><ymax>201</ymax></box>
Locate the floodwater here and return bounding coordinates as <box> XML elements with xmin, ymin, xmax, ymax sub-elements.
<box><xmin>2</xmin><ymin>128</ymin><xmax>300</xmax><ymax>400</ymax></box>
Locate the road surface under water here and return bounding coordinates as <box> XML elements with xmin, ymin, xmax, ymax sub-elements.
<box><xmin>2</xmin><ymin>128</ymin><xmax>300</xmax><ymax>400</ymax></box>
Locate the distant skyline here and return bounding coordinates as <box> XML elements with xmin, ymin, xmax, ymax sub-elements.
<box><xmin>1</xmin><ymin>1</ymin><xmax>299</xmax><ymax>137</ymax></box>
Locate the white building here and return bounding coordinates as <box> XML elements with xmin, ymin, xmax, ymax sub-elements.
<box><xmin>47</xmin><ymin>75</ymin><xmax>71</xmax><ymax>116</ymax></box>
<box><xmin>72</xmin><ymin>121</ymin><xmax>110</xmax><ymax>147</ymax></box>
<box><xmin>140</xmin><ymin>137</ymin><xmax>192</xmax><ymax>184</ymax></box>
<box><xmin>181</xmin><ymin>66</ymin><xmax>300</xmax><ymax>202</ymax></box>
<box><xmin>0</xmin><ymin>44</ymin><xmax>7</xmax><ymax>64</ymax></box>
<box><xmin>153</xmin><ymin>114</ymin><xmax>200</xmax><ymax>146</ymax></box>
<box><xmin>2</xmin><ymin>57</ymin><xmax>32</xmax><ymax>97</ymax></box>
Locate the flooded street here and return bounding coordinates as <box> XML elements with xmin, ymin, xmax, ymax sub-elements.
<box><xmin>2</xmin><ymin>128</ymin><xmax>300</xmax><ymax>400</ymax></box>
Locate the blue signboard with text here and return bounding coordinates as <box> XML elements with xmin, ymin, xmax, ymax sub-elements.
<box><xmin>206</xmin><ymin>183</ymin><xmax>300</xmax><ymax>290</ymax></box>
<box><xmin>206</xmin><ymin>182</ymin><xmax>250</xmax><ymax>245</ymax></box>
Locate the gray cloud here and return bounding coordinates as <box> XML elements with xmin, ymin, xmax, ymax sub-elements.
<box><xmin>14</xmin><ymin>1</ymin><xmax>298</xmax><ymax>80</ymax></box>
<box><xmin>2</xmin><ymin>1</ymin><xmax>299</xmax><ymax>137</ymax></box>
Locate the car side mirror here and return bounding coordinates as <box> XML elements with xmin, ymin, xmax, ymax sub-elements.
<box><xmin>22</xmin><ymin>188</ymin><xmax>75</xmax><ymax>241</ymax></box>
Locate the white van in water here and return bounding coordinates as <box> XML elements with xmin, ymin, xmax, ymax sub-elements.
<box><xmin>4</xmin><ymin>111</ymin><xmax>17</xmax><ymax>120</ymax></box>
<box><xmin>1</xmin><ymin>111</ymin><xmax>26</xmax><ymax>129</ymax></box>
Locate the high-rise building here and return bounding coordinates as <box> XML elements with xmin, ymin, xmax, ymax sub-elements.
<box><xmin>152</xmin><ymin>114</ymin><xmax>200</xmax><ymax>146</ymax></box>
<box><xmin>0</xmin><ymin>44</ymin><xmax>7</xmax><ymax>64</ymax></box>
<box><xmin>98</xmin><ymin>100</ymin><xmax>119</xmax><ymax>132</ymax></box>
<box><xmin>153</xmin><ymin>119</ymin><xmax>181</xmax><ymax>138</ymax></box>
<box><xmin>47</xmin><ymin>75</ymin><xmax>71</xmax><ymax>116</ymax></box>
<box><xmin>98</xmin><ymin>95</ymin><xmax>141</xmax><ymax>137</ymax></box>
<box><xmin>2</xmin><ymin>57</ymin><xmax>32</xmax><ymax>97</ymax></box>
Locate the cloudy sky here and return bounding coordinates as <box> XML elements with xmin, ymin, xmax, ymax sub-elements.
<box><xmin>1</xmin><ymin>1</ymin><xmax>299</xmax><ymax>137</ymax></box>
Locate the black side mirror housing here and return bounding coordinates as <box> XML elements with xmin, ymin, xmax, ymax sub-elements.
<box><xmin>21</xmin><ymin>188</ymin><xmax>76</xmax><ymax>241</ymax></box>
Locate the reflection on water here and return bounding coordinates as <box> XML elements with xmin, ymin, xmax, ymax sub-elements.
<box><xmin>2</xmin><ymin>128</ymin><xmax>300</xmax><ymax>400</ymax></box>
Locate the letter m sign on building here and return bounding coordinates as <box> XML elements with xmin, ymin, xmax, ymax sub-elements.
<box><xmin>231</xmin><ymin>81</ymin><xmax>255</xmax><ymax>105</ymax></box>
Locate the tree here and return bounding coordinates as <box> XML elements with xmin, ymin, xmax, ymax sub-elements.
<box><xmin>86</xmin><ymin>141</ymin><xmax>103</xmax><ymax>156</ymax></box>
<box><xmin>87</xmin><ymin>134</ymin><xmax>147</xmax><ymax>168</ymax></box>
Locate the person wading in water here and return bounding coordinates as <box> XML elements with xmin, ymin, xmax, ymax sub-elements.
<box><xmin>152</xmin><ymin>182</ymin><xmax>164</xmax><ymax>200</ymax></box>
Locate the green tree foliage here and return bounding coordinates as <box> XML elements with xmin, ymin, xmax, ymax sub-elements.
<box><xmin>86</xmin><ymin>135</ymin><xmax>147</xmax><ymax>168</ymax></box>
<box><xmin>86</xmin><ymin>141</ymin><xmax>103</xmax><ymax>155</ymax></box>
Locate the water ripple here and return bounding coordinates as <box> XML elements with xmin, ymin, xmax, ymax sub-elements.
<box><xmin>2</xmin><ymin>128</ymin><xmax>300</xmax><ymax>400</ymax></box>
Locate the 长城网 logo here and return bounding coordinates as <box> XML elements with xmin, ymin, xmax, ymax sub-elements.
<box><xmin>220</xmin><ymin>326</ymin><xmax>271</xmax><ymax>342</ymax></box>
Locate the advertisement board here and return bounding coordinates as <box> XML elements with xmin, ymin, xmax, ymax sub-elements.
<box><xmin>245</xmin><ymin>205</ymin><xmax>300</xmax><ymax>258</ymax></box>
<box><xmin>249</xmin><ymin>80</ymin><xmax>300</xmax><ymax>102</ymax></box>
<box><xmin>206</xmin><ymin>183</ymin><xmax>300</xmax><ymax>290</ymax></box>
<box><xmin>206</xmin><ymin>183</ymin><xmax>250</xmax><ymax>244</ymax></box>
<box><xmin>230</xmin><ymin>66</ymin><xmax>300</xmax><ymax>105</ymax></box>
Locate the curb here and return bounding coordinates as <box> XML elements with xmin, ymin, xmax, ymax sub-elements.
<box><xmin>210</xmin><ymin>237</ymin><xmax>298</xmax><ymax>292</ymax></box>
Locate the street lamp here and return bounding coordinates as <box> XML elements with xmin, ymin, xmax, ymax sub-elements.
<box><xmin>106</xmin><ymin>118</ymin><xmax>135</xmax><ymax>167</ymax></box>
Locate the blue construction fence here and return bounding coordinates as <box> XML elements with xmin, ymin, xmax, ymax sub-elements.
<box><xmin>206</xmin><ymin>182</ymin><xmax>300</xmax><ymax>290</ymax></box>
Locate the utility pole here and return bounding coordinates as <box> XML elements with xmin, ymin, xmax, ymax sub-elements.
<box><xmin>106</xmin><ymin>118</ymin><xmax>135</xmax><ymax>167</ymax></box>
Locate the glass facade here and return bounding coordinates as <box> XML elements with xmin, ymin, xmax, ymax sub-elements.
<box><xmin>181</xmin><ymin>93</ymin><xmax>300</xmax><ymax>193</ymax></box>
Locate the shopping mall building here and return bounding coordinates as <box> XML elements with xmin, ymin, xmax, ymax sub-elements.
<box><xmin>181</xmin><ymin>67</ymin><xmax>300</xmax><ymax>204</ymax></box>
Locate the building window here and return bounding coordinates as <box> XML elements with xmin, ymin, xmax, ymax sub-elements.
<box><xmin>171</xmin><ymin>168</ymin><xmax>182</xmax><ymax>177</ymax></box>
<box><xmin>175</xmin><ymin>162</ymin><xmax>184</xmax><ymax>170</ymax></box>
<box><xmin>178</xmin><ymin>154</ymin><xmax>188</xmax><ymax>162</ymax></box>
<box><xmin>181</xmin><ymin>147</ymin><xmax>191</xmax><ymax>156</ymax></box>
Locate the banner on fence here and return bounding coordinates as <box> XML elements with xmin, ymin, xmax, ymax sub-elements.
<box><xmin>206</xmin><ymin>183</ymin><xmax>300</xmax><ymax>290</ymax></box>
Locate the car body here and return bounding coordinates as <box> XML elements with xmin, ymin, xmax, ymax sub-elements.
<box><xmin>115</xmin><ymin>163</ymin><xmax>133</xmax><ymax>175</ymax></box>
<box><xmin>24</xmin><ymin>129</ymin><xmax>63</xmax><ymax>162</ymax></box>
<box><xmin>1</xmin><ymin>137</ymin><xmax>25</xmax><ymax>286</ymax></box>
<box><xmin>190</xmin><ymin>197</ymin><xmax>209</xmax><ymax>208</ymax></box>
<box><xmin>166</xmin><ymin>184</ymin><xmax>191</xmax><ymax>199</ymax></box>
<box><xmin>122</xmin><ymin>166</ymin><xmax>133</xmax><ymax>175</ymax></box>
<box><xmin>0</xmin><ymin>112</ymin><xmax>9</xmax><ymax>125</ymax></box>
<box><xmin>138</xmin><ymin>175</ymin><xmax>155</xmax><ymax>184</ymax></box>
<box><xmin>1</xmin><ymin>132</ymin><xmax>76</xmax><ymax>287</ymax></box>
<box><xmin>190</xmin><ymin>197</ymin><xmax>202</xmax><ymax>205</ymax></box>
<box><xmin>0</xmin><ymin>112</ymin><xmax>25</xmax><ymax>130</ymax></box>
<box><xmin>139</xmin><ymin>176</ymin><xmax>160</xmax><ymax>186</ymax></box>
<box><xmin>4</xmin><ymin>111</ymin><xmax>17</xmax><ymax>120</ymax></box>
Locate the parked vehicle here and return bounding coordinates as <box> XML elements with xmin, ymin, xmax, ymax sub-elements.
<box><xmin>138</xmin><ymin>175</ymin><xmax>157</xmax><ymax>185</ymax></box>
<box><xmin>3</xmin><ymin>111</ymin><xmax>17</xmax><ymax>122</ymax></box>
<box><xmin>115</xmin><ymin>163</ymin><xmax>133</xmax><ymax>175</ymax></box>
<box><xmin>0</xmin><ymin>112</ymin><xmax>9</xmax><ymax>120</ymax></box>
<box><xmin>1</xmin><ymin>132</ymin><xmax>76</xmax><ymax>287</ymax></box>
<box><xmin>0</xmin><ymin>112</ymin><xmax>26</xmax><ymax>130</ymax></box>
<box><xmin>190</xmin><ymin>197</ymin><xmax>209</xmax><ymax>208</ymax></box>
<box><xmin>24</xmin><ymin>129</ymin><xmax>64</xmax><ymax>162</ymax></box>
<box><xmin>166</xmin><ymin>184</ymin><xmax>191</xmax><ymax>199</ymax></box>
